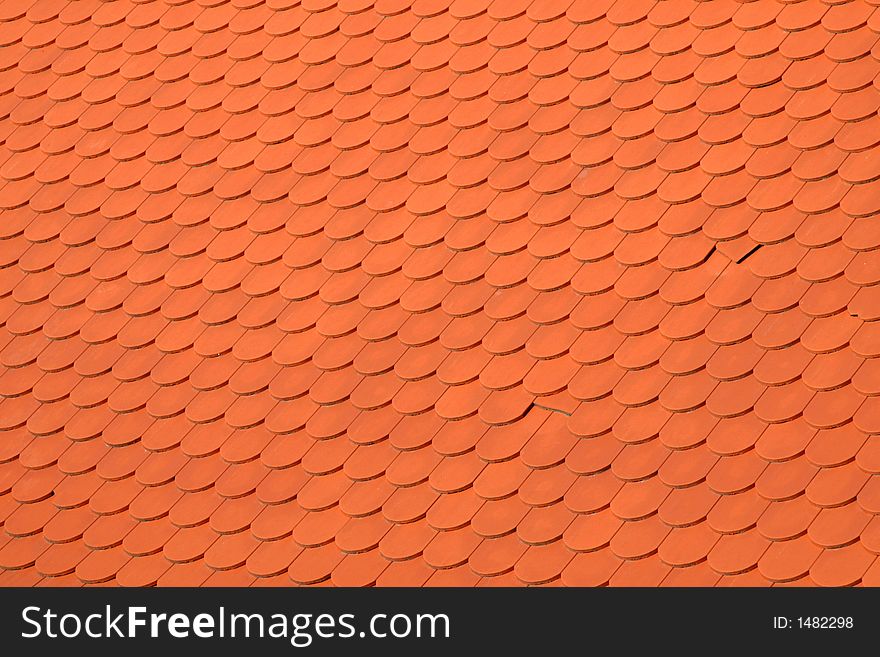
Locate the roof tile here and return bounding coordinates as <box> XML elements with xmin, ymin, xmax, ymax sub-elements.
<box><xmin>0</xmin><ymin>0</ymin><xmax>879</xmax><ymax>588</ymax></box>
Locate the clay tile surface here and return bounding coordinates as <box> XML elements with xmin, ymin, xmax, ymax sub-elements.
<box><xmin>2</xmin><ymin>0</ymin><xmax>880</xmax><ymax>588</ymax></box>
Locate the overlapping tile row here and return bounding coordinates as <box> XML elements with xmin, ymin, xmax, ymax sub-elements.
<box><xmin>1</xmin><ymin>0</ymin><xmax>880</xmax><ymax>587</ymax></box>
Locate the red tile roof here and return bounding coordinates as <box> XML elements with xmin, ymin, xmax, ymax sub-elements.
<box><xmin>1</xmin><ymin>0</ymin><xmax>880</xmax><ymax>587</ymax></box>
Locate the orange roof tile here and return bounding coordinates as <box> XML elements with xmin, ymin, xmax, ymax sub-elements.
<box><xmin>2</xmin><ymin>0</ymin><xmax>880</xmax><ymax>587</ymax></box>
